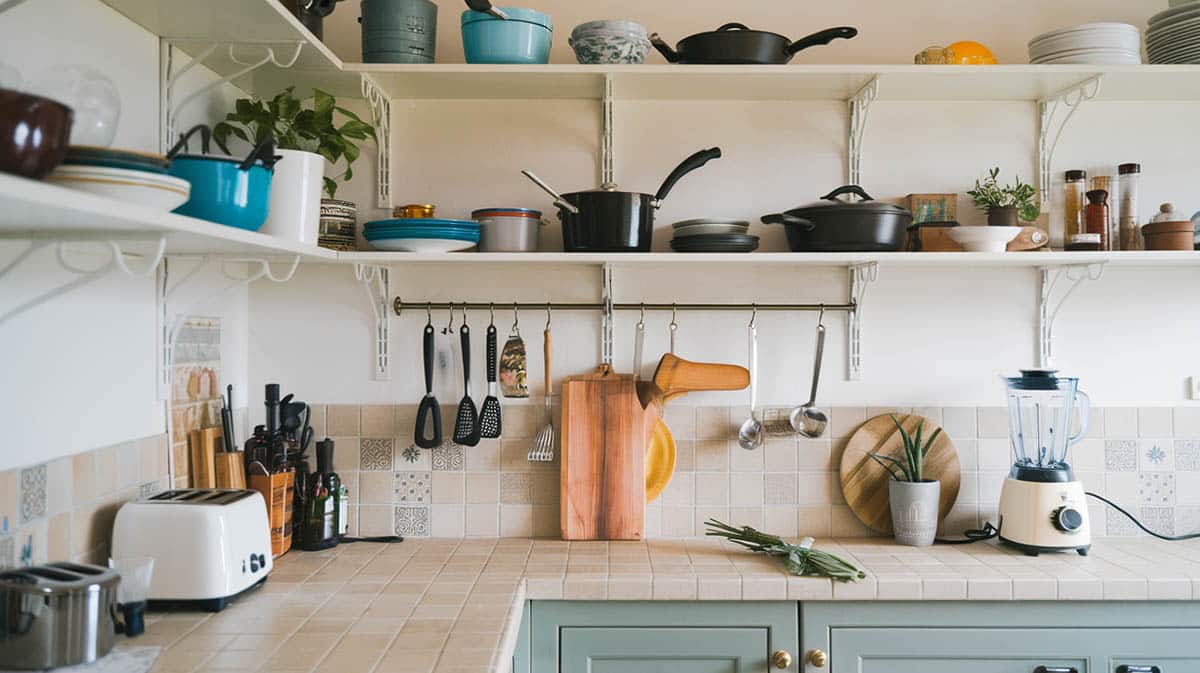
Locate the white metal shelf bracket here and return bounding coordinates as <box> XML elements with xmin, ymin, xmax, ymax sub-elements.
<box><xmin>600</xmin><ymin>74</ymin><xmax>616</xmax><ymax>189</ymax></box>
<box><xmin>1038</xmin><ymin>262</ymin><xmax>1104</xmax><ymax>369</ymax></box>
<box><xmin>0</xmin><ymin>236</ymin><xmax>166</xmax><ymax>328</ymax></box>
<box><xmin>847</xmin><ymin>261</ymin><xmax>878</xmax><ymax>380</ymax></box>
<box><xmin>1037</xmin><ymin>75</ymin><xmax>1102</xmax><ymax>207</ymax></box>
<box><xmin>361</xmin><ymin>74</ymin><xmax>392</xmax><ymax>209</ymax></box>
<box><xmin>847</xmin><ymin>76</ymin><xmax>879</xmax><ymax>187</ymax></box>
<box><xmin>157</xmin><ymin>255</ymin><xmax>300</xmax><ymax>397</ymax></box>
<box><xmin>160</xmin><ymin>41</ymin><xmax>304</xmax><ymax>152</ymax></box>
<box><xmin>355</xmin><ymin>263</ymin><xmax>391</xmax><ymax>380</ymax></box>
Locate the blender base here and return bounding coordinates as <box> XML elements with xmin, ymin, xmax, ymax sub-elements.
<box><xmin>999</xmin><ymin>535</ymin><xmax>1090</xmax><ymax>557</ymax></box>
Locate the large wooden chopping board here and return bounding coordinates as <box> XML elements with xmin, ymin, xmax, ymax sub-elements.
<box><xmin>839</xmin><ymin>414</ymin><xmax>961</xmax><ymax>534</ymax></box>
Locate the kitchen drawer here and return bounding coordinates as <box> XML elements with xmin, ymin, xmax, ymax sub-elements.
<box><xmin>530</xmin><ymin>601</ymin><xmax>798</xmax><ymax>673</ymax></box>
<box><xmin>830</xmin><ymin>627</ymin><xmax>1089</xmax><ymax>672</ymax></box>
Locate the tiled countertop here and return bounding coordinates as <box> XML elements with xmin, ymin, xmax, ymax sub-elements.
<box><xmin>138</xmin><ymin>537</ymin><xmax>1200</xmax><ymax>673</ymax></box>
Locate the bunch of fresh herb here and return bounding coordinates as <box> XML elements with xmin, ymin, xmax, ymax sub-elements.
<box><xmin>213</xmin><ymin>86</ymin><xmax>376</xmax><ymax>199</ymax></box>
<box><xmin>868</xmin><ymin>414</ymin><xmax>942</xmax><ymax>482</ymax></box>
<box><xmin>705</xmin><ymin>519</ymin><xmax>865</xmax><ymax>582</ymax></box>
<box><xmin>967</xmin><ymin>166</ymin><xmax>1041</xmax><ymax>222</ymax></box>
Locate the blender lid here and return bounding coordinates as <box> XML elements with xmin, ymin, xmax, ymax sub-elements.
<box><xmin>1006</xmin><ymin>368</ymin><xmax>1076</xmax><ymax>390</ymax></box>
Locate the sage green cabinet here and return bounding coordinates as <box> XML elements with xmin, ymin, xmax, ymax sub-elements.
<box><xmin>529</xmin><ymin>601</ymin><xmax>798</xmax><ymax>673</ymax></box>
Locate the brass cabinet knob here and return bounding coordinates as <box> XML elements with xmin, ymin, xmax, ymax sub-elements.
<box><xmin>772</xmin><ymin>650</ymin><xmax>792</xmax><ymax>669</ymax></box>
<box><xmin>808</xmin><ymin>649</ymin><xmax>828</xmax><ymax>668</ymax></box>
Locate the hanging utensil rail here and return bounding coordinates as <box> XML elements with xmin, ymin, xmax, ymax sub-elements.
<box><xmin>394</xmin><ymin>299</ymin><xmax>855</xmax><ymax>314</ymax></box>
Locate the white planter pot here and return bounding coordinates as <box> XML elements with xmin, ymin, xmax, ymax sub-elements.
<box><xmin>888</xmin><ymin>480</ymin><xmax>940</xmax><ymax>547</ymax></box>
<box><xmin>262</xmin><ymin>149</ymin><xmax>324</xmax><ymax>245</ymax></box>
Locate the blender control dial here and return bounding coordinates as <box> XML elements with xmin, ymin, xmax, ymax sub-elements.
<box><xmin>1051</xmin><ymin>506</ymin><xmax>1084</xmax><ymax>533</ymax></box>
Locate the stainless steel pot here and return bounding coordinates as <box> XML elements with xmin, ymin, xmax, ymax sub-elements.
<box><xmin>0</xmin><ymin>562</ymin><xmax>120</xmax><ymax>670</ymax></box>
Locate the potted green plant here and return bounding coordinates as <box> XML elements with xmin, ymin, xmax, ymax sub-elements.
<box><xmin>868</xmin><ymin>415</ymin><xmax>943</xmax><ymax>547</ymax></box>
<box><xmin>967</xmin><ymin>167</ymin><xmax>1040</xmax><ymax>227</ymax></box>
<box><xmin>214</xmin><ymin>87</ymin><xmax>375</xmax><ymax>247</ymax></box>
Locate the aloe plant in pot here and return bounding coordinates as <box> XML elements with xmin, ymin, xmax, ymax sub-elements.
<box><xmin>868</xmin><ymin>415</ymin><xmax>943</xmax><ymax>547</ymax></box>
<box><xmin>214</xmin><ymin>87</ymin><xmax>375</xmax><ymax>247</ymax></box>
<box><xmin>967</xmin><ymin>167</ymin><xmax>1040</xmax><ymax>227</ymax></box>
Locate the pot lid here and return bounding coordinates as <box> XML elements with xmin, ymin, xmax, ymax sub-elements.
<box><xmin>685</xmin><ymin>23</ymin><xmax>789</xmax><ymax>42</ymax></box>
<box><xmin>461</xmin><ymin>7</ymin><xmax>551</xmax><ymax>28</ymax></box>
<box><xmin>788</xmin><ymin>185</ymin><xmax>911</xmax><ymax>216</ymax></box>
<box><xmin>1005</xmin><ymin>368</ymin><xmax>1078</xmax><ymax>390</ymax></box>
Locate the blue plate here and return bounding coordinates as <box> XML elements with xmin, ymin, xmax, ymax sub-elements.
<box><xmin>365</xmin><ymin>225</ymin><xmax>479</xmax><ymax>235</ymax></box>
<box><xmin>364</xmin><ymin>227</ymin><xmax>480</xmax><ymax>239</ymax></box>
<box><xmin>365</xmin><ymin>230</ymin><xmax>480</xmax><ymax>242</ymax></box>
<box><xmin>364</xmin><ymin>217</ymin><xmax>478</xmax><ymax>229</ymax></box>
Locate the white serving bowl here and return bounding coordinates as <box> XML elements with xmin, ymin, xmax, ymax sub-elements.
<box><xmin>948</xmin><ymin>226</ymin><xmax>1022</xmax><ymax>252</ymax></box>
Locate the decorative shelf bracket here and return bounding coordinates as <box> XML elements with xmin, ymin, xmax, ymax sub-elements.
<box><xmin>0</xmin><ymin>236</ymin><xmax>166</xmax><ymax>328</ymax></box>
<box><xmin>355</xmin><ymin>263</ymin><xmax>391</xmax><ymax>380</ymax></box>
<box><xmin>847</xmin><ymin>261</ymin><xmax>878</xmax><ymax>380</ymax></box>
<box><xmin>361</xmin><ymin>73</ymin><xmax>392</xmax><ymax>209</ymax></box>
<box><xmin>847</xmin><ymin>76</ymin><xmax>879</xmax><ymax>187</ymax></box>
<box><xmin>159</xmin><ymin>41</ymin><xmax>304</xmax><ymax>152</ymax></box>
<box><xmin>1037</xmin><ymin>75</ymin><xmax>1102</xmax><ymax>207</ymax></box>
<box><xmin>1038</xmin><ymin>262</ymin><xmax>1104</xmax><ymax>369</ymax></box>
<box><xmin>157</xmin><ymin>255</ymin><xmax>300</xmax><ymax>397</ymax></box>
<box><xmin>600</xmin><ymin>74</ymin><xmax>615</xmax><ymax>189</ymax></box>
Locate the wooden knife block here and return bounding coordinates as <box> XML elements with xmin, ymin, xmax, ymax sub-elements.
<box><xmin>560</xmin><ymin>368</ymin><xmax>645</xmax><ymax>540</ymax></box>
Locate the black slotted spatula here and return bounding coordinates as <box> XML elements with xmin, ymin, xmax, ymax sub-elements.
<box><xmin>414</xmin><ymin>323</ymin><xmax>442</xmax><ymax>449</ymax></box>
<box><xmin>453</xmin><ymin>322</ymin><xmax>481</xmax><ymax>446</ymax></box>
<box><xmin>478</xmin><ymin>324</ymin><xmax>502</xmax><ymax>439</ymax></box>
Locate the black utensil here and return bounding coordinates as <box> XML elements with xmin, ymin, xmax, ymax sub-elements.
<box><xmin>464</xmin><ymin>0</ymin><xmax>508</xmax><ymax>19</ymax></box>
<box><xmin>478</xmin><ymin>324</ymin><xmax>502</xmax><ymax>439</ymax></box>
<box><xmin>415</xmin><ymin>323</ymin><xmax>442</xmax><ymax>448</ymax></box>
<box><xmin>453</xmin><ymin>322</ymin><xmax>481</xmax><ymax>446</ymax></box>
<box><xmin>220</xmin><ymin>385</ymin><xmax>235</xmax><ymax>453</ymax></box>
<box><xmin>650</xmin><ymin>24</ymin><xmax>857</xmax><ymax>65</ymax></box>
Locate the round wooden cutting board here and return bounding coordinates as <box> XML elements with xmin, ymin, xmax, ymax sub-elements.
<box><xmin>839</xmin><ymin>414</ymin><xmax>961</xmax><ymax>534</ymax></box>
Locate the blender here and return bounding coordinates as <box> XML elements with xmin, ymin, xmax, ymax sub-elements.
<box><xmin>997</xmin><ymin>369</ymin><xmax>1092</xmax><ymax>556</ymax></box>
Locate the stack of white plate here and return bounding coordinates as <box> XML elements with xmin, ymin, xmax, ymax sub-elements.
<box><xmin>1028</xmin><ymin>22</ymin><xmax>1141</xmax><ymax>64</ymax></box>
<box><xmin>1147</xmin><ymin>1</ymin><xmax>1200</xmax><ymax>64</ymax></box>
<box><xmin>46</xmin><ymin>164</ymin><xmax>190</xmax><ymax>211</ymax></box>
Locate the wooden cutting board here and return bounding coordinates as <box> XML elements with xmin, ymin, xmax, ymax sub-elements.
<box><xmin>839</xmin><ymin>414</ymin><xmax>961</xmax><ymax>534</ymax></box>
<box><xmin>560</xmin><ymin>368</ymin><xmax>645</xmax><ymax>540</ymax></box>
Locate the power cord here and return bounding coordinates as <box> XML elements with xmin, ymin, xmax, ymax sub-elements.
<box><xmin>1086</xmin><ymin>491</ymin><xmax>1200</xmax><ymax>541</ymax></box>
<box><xmin>339</xmin><ymin>535</ymin><xmax>405</xmax><ymax>544</ymax></box>
<box><xmin>935</xmin><ymin>522</ymin><xmax>998</xmax><ymax>545</ymax></box>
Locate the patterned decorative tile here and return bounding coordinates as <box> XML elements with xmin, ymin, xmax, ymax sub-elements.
<box><xmin>19</xmin><ymin>465</ymin><xmax>46</xmax><ymax>524</ymax></box>
<box><xmin>1105</xmin><ymin>440</ymin><xmax>1138</xmax><ymax>471</ymax></box>
<box><xmin>401</xmin><ymin>444</ymin><xmax>422</xmax><ymax>464</ymax></box>
<box><xmin>1141</xmin><ymin>440</ymin><xmax>1173</xmax><ymax>470</ymax></box>
<box><xmin>499</xmin><ymin>473</ymin><xmax>532</xmax><ymax>504</ymax></box>
<box><xmin>394</xmin><ymin>505</ymin><xmax>430</xmax><ymax>537</ymax></box>
<box><xmin>764</xmin><ymin>473</ymin><xmax>798</xmax><ymax>505</ymax></box>
<box><xmin>431</xmin><ymin>442</ymin><xmax>464</xmax><ymax>471</ymax></box>
<box><xmin>1176</xmin><ymin>440</ymin><xmax>1200</xmax><ymax>471</ymax></box>
<box><xmin>394</xmin><ymin>471</ymin><xmax>431</xmax><ymax>504</ymax></box>
<box><xmin>1106</xmin><ymin>507</ymin><xmax>1139</xmax><ymax>537</ymax></box>
<box><xmin>1138</xmin><ymin>472</ymin><xmax>1175</xmax><ymax>505</ymax></box>
<box><xmin>1139</xmin><ymin>506</ymin><xmax>1175</xmax><ymax>536</ymax></box>
<box><xmin>360</xmin><ymin>438</ymin><xmax>394</xmax><ymax>471</ymax></box>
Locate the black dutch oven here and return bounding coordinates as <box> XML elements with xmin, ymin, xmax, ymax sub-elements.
<box><xmin>650</xmin><ymin>23</ymin><xmax>857</xmax><ymax>65</ymax></box>
<box><xmin>762</xmin><ymin>185</ymin><xmax>912</xmax><ymax>252</ymax></box>
<box><xmin>523</xmin><ymin>147</ymin><xmax>722</xmax><ymax>252</ymax></box>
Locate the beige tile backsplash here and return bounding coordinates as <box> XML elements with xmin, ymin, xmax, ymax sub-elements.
<box><xmin>317</xmin><ymin>403</ymin><xmax>1200</xmax><ymax>541</ymax></box>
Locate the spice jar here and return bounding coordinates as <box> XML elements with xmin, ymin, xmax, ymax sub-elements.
<box><xmin>1062</xmin><ymin>170</ymin><xmax>1087</xmax><ymax>244</ymax></box>
<box><xmin>1066</xmin><ymin>233</ymin><xmax>1101</xmax><ymax>251</ymax></box>
<box><xmin>1090</xmin><ymin>174</ymin><xmax>1114</xmax><ymax>250</ymax></box>
<box><xmin>1085</xmin><ymin>189</ymin><xmax>1109</xmax><ymax>250</ymax></box>
<box><xmin>1118</xmin><ymin>163</ymin><xmax>1141</xmax><ymax>250</ymax></box>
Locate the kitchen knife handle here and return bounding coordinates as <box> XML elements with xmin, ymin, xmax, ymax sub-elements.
<box><xmin>486</xmin><ymin>325</ymin><xmax>497</xmax><ymax>384</ymax></box>
<box><xmin>423</xmin><ymin>324</ymin><xmax>435</xmax><ymax>394</ymax></box>
<box><xmin>460</xmin><ymin>324</ymin><xmax>472</xmax><ymax>389</ymax></box>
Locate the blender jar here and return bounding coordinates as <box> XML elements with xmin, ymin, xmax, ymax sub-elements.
<box><xmin>1004</xmin><ymin>369</ymin><xmax>1090</xmax><ymax>471</ymax></box>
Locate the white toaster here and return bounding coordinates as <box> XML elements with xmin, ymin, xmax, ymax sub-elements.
<box><xmin>111</xmin><ymin>489</ymin><xmax>273</xmax><ymax>610</ymax></box>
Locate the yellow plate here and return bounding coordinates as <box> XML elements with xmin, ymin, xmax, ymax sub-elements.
<box><xmin>644</xmin><ymin>419</ymin><xmax>676</xmax><ymax>503</ymax></box>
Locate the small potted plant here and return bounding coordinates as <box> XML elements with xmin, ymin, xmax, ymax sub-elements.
<box><xmin>868</xmin><ymin>415</ymin><xmax>943</xmax><ymax>547</ymax></box>
<box><xmin>214</xmin><ymin>87</ymin><xmax>375</xmax><ymax>247</ymax></box>
<box><xmin>967</xmin><ymin>167</ymin><xmax>1040</xmax><ymax>227</ymax></box>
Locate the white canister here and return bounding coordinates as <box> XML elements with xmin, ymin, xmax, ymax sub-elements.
<box><xmin>262</xmin><ymin>149</ymin><xmax>325</xmax><ymax>245</ymax></box>
<box><xmin>472</xmin><ymin>208</ymin><xmax>543</xmax><ymax>252</ymax></box>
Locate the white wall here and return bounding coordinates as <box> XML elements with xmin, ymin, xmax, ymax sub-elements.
<box><xmin>0</xmin><ymin>0</ymin><xmax>249</xmax><ymax>471</ymax></box>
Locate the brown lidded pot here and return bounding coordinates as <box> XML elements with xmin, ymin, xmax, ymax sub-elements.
<box><xmin>0</xmin><ymin>88</ymin><xmax>74</xmax><ymax>179</ymax></box>
<box><xmin>1142</xmin><ymin>203</ymin><xmax>1196</xmax><ymax>251</ymax></box>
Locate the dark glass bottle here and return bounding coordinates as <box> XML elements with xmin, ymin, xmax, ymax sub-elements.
<box><xmin>1085</xmin><ymin>189</ymin><xmax>1110</xmax><ymax>251</ymax></box>
<box><xmin>300</xmin><ymin>438</ymin><xmax>340</xmax><ymax>550</ymax></box>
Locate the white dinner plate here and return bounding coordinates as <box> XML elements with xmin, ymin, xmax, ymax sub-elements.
<box><xmin>367</xmin><ymin>237</ymin><xmax>477</xmax><ymax>253</ymax></box>
<box><xmin>47</xmin><ymin>164</ymin><xmax>191</xmax><ymax>212</ymax></box>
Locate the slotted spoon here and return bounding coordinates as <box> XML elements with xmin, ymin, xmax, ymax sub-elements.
<box><xmin>529</xmin><ymin>310</ymin><xmax>554</xmax><ymax>462</ymax></box>
<box><xmin>453</xmin><ymin>318</ymin><xmax>481</xmax><ymax>446</ymax></box>
<box><xmin>478</xmin><ymin>322</ymin><xmax>502</xmax><ymax>439</ymax></box>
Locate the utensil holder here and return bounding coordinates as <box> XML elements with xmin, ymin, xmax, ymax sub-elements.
<box><xmin>250</xmin><ymin>470</ymin><xmax>294</xmax><ymax>557</ymax></box>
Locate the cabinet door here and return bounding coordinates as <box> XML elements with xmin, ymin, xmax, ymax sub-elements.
<box><xmin>831</xmin><ymin>628</ymin><xmax>1090</xmax><ymax>673</ymax></box>
<box><xmin>1107</xmin><ymin>628</ymin><xmax>1200</xmax><ymax>673</ymax></box>
<box><xmin>561</xmin><ymin>626</ymin><xmax>766</xmax><ymax>673</ymax></box>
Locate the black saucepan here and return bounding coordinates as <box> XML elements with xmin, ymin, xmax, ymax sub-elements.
<box><xmin>761</xmin><ymin>185</ymin><xmax>912</xmax><ymax>252</ymax></box>
<box><xmin>523</xmin><ymin>147</ymin><xmax>722</xmax><ymax>252</ymax></box>
<box><xmin>650</xmin><ymin>24</ymin><xmax>858</xmax><ymax>65</ymax></box>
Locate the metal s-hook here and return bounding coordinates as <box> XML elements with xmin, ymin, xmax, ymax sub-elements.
<box><xmin>445</xmin><ymin>302</ymin><xmax>455</xmax><ymax>334</ymax></box>
<box><xmin>489</xmin><ymin>302</ymin><xmax>495</xmax><ymax>326</ymax></box>
<box><xmin>545</xmin><ymin>302</ymin><xmax>552</xmax><ymax>330</ymax></box>
<box><xmin>511</xmin><ymin>302</ymin><xmax>520</xmax><ymax>336</ymax></box>
<box><xmin>461</xmin><ymin>302</ymin><xmax>469</xmax><ymax>327</ymax></box>
<box><xmin>749</xmin><ymin>303</ymin><xmax>757</xmax><ymax>328</ymax></box>
<box><xmin>426</xmin><ymin>302</ymin><xmax>433</xmax><ymax>326</ymax></box>
<box><xmin>637</xmin><ymin>302</ymin><xmax>646</xmax><ymax>328</ymax></box>
<box><xmin>817</xmin><ymin>303</ymin><xmax>825</xmax><ymax>327</ymax></box>
<box><xmin>669</xmin><ymin>303</ymin><xmax>679</xmax><ymax>354</ymax></box>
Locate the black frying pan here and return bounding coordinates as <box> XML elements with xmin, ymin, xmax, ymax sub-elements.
<box><xmin>650</xmin><ymin>24</ymin><xmax>857</xmax><ymax>65</ymax></box>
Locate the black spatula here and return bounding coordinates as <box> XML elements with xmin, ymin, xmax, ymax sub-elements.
<box><xmin>478</xmin><ymin>324</ymin><xmax>502</xmax><ymax>439</ymax></box>
<box><xmin>453</xmin><ymin>323</ymin><xmax>481</xmax><ymax>446</ymax></box>
<box><xmin>414</xmin><ymin>323</ymin><xmax>442</xmax><ymax>449</ymax></box>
